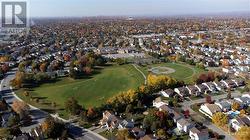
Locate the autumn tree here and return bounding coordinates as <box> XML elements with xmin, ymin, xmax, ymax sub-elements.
<box><xmin>206</xmin><ymin>95</ymin><xmax>212</xmax><ymax>104</ymax></box>
<box><xmin>1</xmin><ymin>64</ymin><xmax>9</xmax><ymax>73</ymax></box>
<box><xmin>232</xmin><ymin>102</ymin><xmax>240</xmax><ymax>111</ymax></box>
<box><xmin>240</xmin><ymin>109</ymin><xmax>246</xmax><ymax>117</ymax></box>
<box><xmin>236</xmin><ymin>126</ymin><xmax>250</xmax><ymax>140</ymax></box>
<box><xmin>11</xmin><ymin>72</ymin><xmax>25</xmax><ymax>88</ymax></box>
<box><xmin>41</xmin><ymin>116</ymin><xmax>67</xmax><ymax>139</ymax></box>
<box><xmin>157</xmin><ymin>129</ymin><xmax>167</xmax><ymax>139</ymax></box>
<box><xmin>65</xmin><ymin>97</ymin><xmax>82</xmax><ymax>115</ymax></box>
<box><xmin>12</xmin><ymin>100</ymin><xmax>30</xmax><ymax>117</ymax></box>
<box><xmin>212</xmin><ymin>112</ymin><xmax>228</xmax><ymax>127</ymax></box>
<box><xmin>116</xmin><ymin>129</ymin><xmax>133</xmax><ymax>140</ymax></box>
<box><xmin>40</xmin><ymin>63</ymin><xmax>47</xmax><ymax>72</ymax></box>
<box><xmin>87</xmin><ymin>107</ymin><xmax>96</xmax><ymax>119</ymax></box>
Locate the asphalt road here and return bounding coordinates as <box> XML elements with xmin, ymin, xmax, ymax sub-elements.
<box><xmin>0</xmin><ymin>69</ymin><xmax>106</xmax><ymax>140</ymax></box>
<box><xmin>181</xmin><ymin>91</ymin><xmax>241</xmax><ymax>140</ymax></box>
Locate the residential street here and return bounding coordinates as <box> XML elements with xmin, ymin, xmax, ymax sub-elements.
<box><xmin>180</xmin><ymin>92</ymin><xmax>242</xmax><ymax>140</ymax></box>
<box><xmin>0</xmin><ymin>69</ymin><xmax>106</xmax><ymax>140</ymax></box>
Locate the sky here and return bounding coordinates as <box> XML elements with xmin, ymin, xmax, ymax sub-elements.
<box><xmin>29</xmin><ymin>0</ymin><xmax>250</xmax><ymax>17</ymax></box>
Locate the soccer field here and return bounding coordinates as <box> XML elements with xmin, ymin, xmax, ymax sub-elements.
<box><xmin>16</xmin><ymin>64</ymin><xmax>144</xmax><ymax>117</ymax></box>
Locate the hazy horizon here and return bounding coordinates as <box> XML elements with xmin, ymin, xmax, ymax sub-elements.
<box><xmin>30</xmin><ymin>0</ymin><xmax>250</xmax><ymax>17</ymax></box>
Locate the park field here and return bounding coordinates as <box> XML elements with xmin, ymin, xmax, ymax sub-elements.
<box><xmin>138</xmin><ymin>62</ymin><xmax>206</xmax><ymax>84</ymax></box>
<box><xmin>16</xmin><ymin>64</ymin><xmax>144</xmax><ymax>118</ymax></box>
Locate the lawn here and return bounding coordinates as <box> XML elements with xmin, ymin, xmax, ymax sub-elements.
<box><xmin>138</xmin><ymin>62</ymin><xmax>206</xmax><ymax>84</ymax></box>
<box><xmin>16</xmin><ymin>64</ymin><xmax>144</xmax><ymax>118</ymax></box>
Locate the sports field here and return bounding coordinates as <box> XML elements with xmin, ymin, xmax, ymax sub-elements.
<box><xmin>138</xmin><ymin>62</ymin><xmax>206</xmax><ymax>84</ymax></box>
<box><xmin>16</xmin><ymin>64</ymin><xmax>144</xmax><ymax>117</ymax></box>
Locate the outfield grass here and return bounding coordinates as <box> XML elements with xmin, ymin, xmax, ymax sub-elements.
<box><xmin>138</xmin><ymin>62</ymin><xmax>206</xmax><ymax>84</ymax></box>
<box><xmin>16</xmin><ymin>64</ymin><xmax>144</xmax><ymax>118</ymax></box>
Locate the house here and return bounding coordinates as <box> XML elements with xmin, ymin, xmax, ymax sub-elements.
<box><xmin>205</xmin><ymin>82</ymin><xmax>219</xmax><ymax>92</ymax></box>
<box><xmin>242</xmin><ymin>93</ymin><xmax>250</xmax><ymax>99</ymax></box>
<box><xmin>172</xmin><ymin>111</ymin><xmax>183</xmax><ymax>123</ymax></box>
<box><xmin>153</xmin><ymin>97</ymin><xmax>167</xmax><ymax>108</ymax></box>
<box><xmin>159</xmin><ymin>105</ymin><xmax>173</xmax><ymax>113</ymax></box>
<box><xmin>199</xmin><ymin>104</ymin><xmax>221</xmax><ymax>118</ymax></box>
<box><xmin>177</xmin><ymin>118</ymin><xmax>194</xmax><ymax>133</ymax></box>
<box><xmin>195</xmin><ymin>84</ymin><xmax>210</xmax><ymax>94</ymax></box>
<box><xmin>221</xmin><ymin>80</ymin><xmax>237</xmax><ymax>89</ymax></box>
<box><xmin>189</xmin><ymin>127</ymin><xmax>209</xmax><ymax>140</ymax></box>
<box><xmin>230</xmin><ymin>116</ymin><xmax>250</xmax><ymax>131</ymax></box>
<box><xmin>213</xmin><ymin>81</ymin><xmax>223</xmax><ymax>91</ymax></box>
<box><xmin>186</xmin><ymin>85</ymin><xmax>200</xmax><ymax>96</ymax></box>
<box><xmin>234</xmin><ymin>96</ymin><xmax>250</xmax><ymax>107</ymax></box>
<box><xmin>233</xmin><ymin>79</ymin><xmax>245</xmax><ymax>87</ymax></box>
<box><xmin>29</xmin><ymin>125</ymin><xmax>44</xmax><ymax>139</ymax></box>
<box><xmin>131</xmin><ymin>127</ymin><xmax>145</xmax><ymax>139</ymax></box>
<box><xmin>118</xmin><ymin>120</ymin><xmax>134</xmax><ymax>129</ymax></box>
<box><xmin>160</xmin><ymin>89</ymin><xmax>174</xmax><ymax>98</ymax></box>
<box><xmin>174</xmin><ymin>87</ymin><xmax>189</xmax><ymax>97</ymax></box>
<box><xmin>100</xmin><ymin>111</ymin><xmax>120</xmax><ymax>129</ymax></box>
<box><xmin>215</xmin><ymin>100</ymin><xmax>231</xmax><ymax>112</ymax></box>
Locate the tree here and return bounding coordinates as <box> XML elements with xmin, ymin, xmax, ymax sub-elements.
<box><xmin>7</xmin><ymin>115</ymin><xmax>20</xmax><ymax>127</ymax></box>
<box><xmin>1</xmin><ymin>64</ymin><xmax>9</xmax><ymax>73</ymax></box>
<box><xmin>12</xmin><ymin>100</ymin><xmax>30</xmax><ymax>116</ymax></box>
<box><xmin>11</xmin><ymin>72</ymin><xmax>25</xmax><ymax>88</ymax></box>
<box><xmin>65</xmin><ymin>97</ymin><xmax>82</xmax><ymax>115</ymax></box>
<box><xmin>157</xmin><ymin>129</ymin><xmax>167</xmax><ymax>139</ymax></box>
<box><xmin>236</xmin><ymin>126</ymin><xmax>250</xmax><ymax>140</ymax></box>
<box><xmin>41</xmin><ymin>116</ymin><xmax>66</xmax><ymax>139</ymax></box>
<box><xmin>240</xmin><ymin>109</ymin><xmax>246</xmax><ymax>117</ymax></box>
<box><xmin>0</xmin><ymin>100</ymin><xmax>8</xmax><ymax>111</ymax></box>
<box><xmin>227</xmin><ymin>92</ymin><xmax>231</xmax><ymax>99</ymax></box>
<box><xmin>39</xmin><ymin>63</ymin><xmax>47</xmax><ymax>72</ymax></box>
<box><xmin>116</xmin><ymin>129</ymin><xmax>133</xmax><ymax>140</ymax></box>
<box><xmin>232</xmin><ymin>102</ymin><xmax>240</xmax><ymax>111</ymax></box>
<box><xmin>206</xmin><ymin>95</ymin><xmax>212</xmax><ymax>104</ymax></box>
<box><xmin>83</xmin><ymin>66</ymin><xmax>92</xmax><ymax>75</ymax></box>
<box><xmin>0</xmin><ymin>128</ymin><xmax>11</xmax><ymax>139</ymax></box>
<box><xmin>125</xmin><ymin>104</ymin><xmax>133</xmax><ymax>114</ymax></box>
<box><xmin>87</xmin><ymin>107</ymin><xmax>96</xmax><ymax>119</ymax></box>
<box><xmin>212</xmin><ymin>112</ymin><xmax>228</xmax><ymax>127</ymax></box>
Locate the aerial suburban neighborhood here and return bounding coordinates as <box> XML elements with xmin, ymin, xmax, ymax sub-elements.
<box><xmin>0</xmin><ymin>0</ymin><xmax>250</xmax><ymax>140</ymax></box>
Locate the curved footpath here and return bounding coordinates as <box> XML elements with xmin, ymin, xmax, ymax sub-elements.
<box><xmin>132</xmin><ymin>64</ymin><xmax>147</xmax><ymax>85</ymax></box>
<box><xmin>0</xmin><ymin>68</ymin><xmax>107</xmax><ymax>140</ymax></box>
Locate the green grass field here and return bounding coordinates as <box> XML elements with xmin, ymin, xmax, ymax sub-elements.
<box><xmin>138</xmin><ymin>62</ymin><xmax>206</xmax><ymax>84</ymax></box>
<box><xmin>16</xmin><ymin>64</ymin><xmax>144</xmax><ymax>118</ymax></box>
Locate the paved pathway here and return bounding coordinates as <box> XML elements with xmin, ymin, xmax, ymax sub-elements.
<box><xmin>132</xmin><ymin>64</ymin><xmax>147</xmax><ymax>85</ymax></box>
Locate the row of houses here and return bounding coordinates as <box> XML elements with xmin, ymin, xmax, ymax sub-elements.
<box><xmin>158</xmin><ymin>105</ymin><xmax>209</xmax><ymax>140</ymax></box>
<box><xmin>199</xmin><ymin>93</ymin><xmax>250</xmax><ymax>119</ymax></box>
<box><xmin>198</xmin><ymin>93</ymin><xmax>250</xmax><ymax>132</ymax></box>
<box><xmin>99</xmin><ymin>111</ymin><xmax>147</xmax><ymax>139</ymax></box>
<box><xmin>159</xmin><ymin>79</ymin><xmax>245</xmax><ymax>98</ymax></box>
